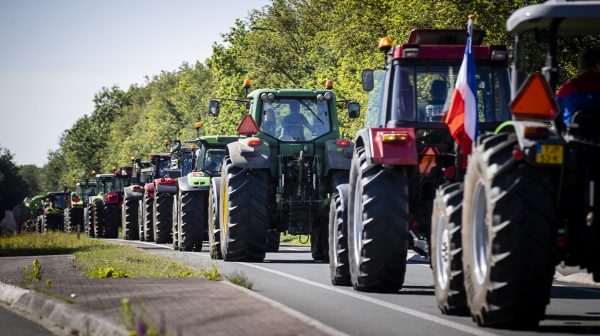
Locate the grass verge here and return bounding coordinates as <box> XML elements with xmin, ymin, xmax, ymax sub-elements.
<box><xmin>0</xmin><ymin>232</ymin><xmax>106</xmax><ymax>256</ymax></box>
<box><xmin>280</xmin><ymin>232</ymin><xmax>310</xmax><ymax>246</ymax></box>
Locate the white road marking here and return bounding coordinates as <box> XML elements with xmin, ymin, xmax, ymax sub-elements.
<box><xmin>236</xmin><ymin>262</ymin><xmax>497</xmax><ymax>336</ymax></box>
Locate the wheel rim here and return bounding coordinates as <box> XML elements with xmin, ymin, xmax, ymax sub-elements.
<box><xmin>472</xmin><ymin>180</ymin><xmax>489</xmax><ymax>286</ymax></box>
<box><xmin>331</xmin><ymin>208</ymin><xmax>339</xmax><ymax>266</ymax></box>
<box><xmin>352</xmin><ymin>180</ymin><xmax>363</xmax><ymax>267</ymax></box>
<box><xmin>435</xmin><ymin>213</ymin><xmax>450</xmax><ymax>290</ymax></box>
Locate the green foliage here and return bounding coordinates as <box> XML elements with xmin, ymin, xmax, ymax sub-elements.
<box><xmin>226</xmin><ymin>271</ymin><xmax>254</xmax><ymax>290</ymax></box>
<box><xmin>0</xmin><ymin>145</ymin><xmax>31</xmax><ymax>214</ymax></box>
<box><xmin>43</xmin><ymin>0</ymin><xmax>600</xmax><ymax>189</ymax></box>
<box><xmin>0</xmin><ymin>231</ymin><xmax>106</xmax><ymax>256</ymax></box>
<box><xmin>21</xmin><ymin>258</ymin><xmax>43</xmax><ymax>282</ymax></box>
<box><xmin>203</xmin><ymin>262</ymin><xmax>223</xmax><ymax>281</ymax></box>
<box><xmin>92</xmin><ymin>267</ymin><xmax>130</xmax><ymax>279</ymax></box>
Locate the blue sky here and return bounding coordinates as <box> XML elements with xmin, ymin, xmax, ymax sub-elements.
<box><xmin>0</xmin><ymin>0</ymin><xmax>269</xmax><ymax>166</ymax></box>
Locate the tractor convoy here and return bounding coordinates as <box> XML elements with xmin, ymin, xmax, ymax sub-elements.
<box><xmin>24</xmin><ymin>0</ymin><xmax>600</xmax><ymax>330</ymax></box>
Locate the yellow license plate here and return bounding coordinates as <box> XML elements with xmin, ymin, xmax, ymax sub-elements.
<box><xmin>535</xmin><ymin>144</ymin><xmax>563</xmax><ymax>164</ymax></box>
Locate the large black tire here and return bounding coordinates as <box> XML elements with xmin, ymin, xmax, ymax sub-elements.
<box><xmin>266</xmin><ymin>229</ymin><xmax>280</xmax><ymax>252</ymax></box>
<box><xmin>143</xmin><ymin>195</ymin><xmax>154</xmax><ymax>242</ymax></box>
<box><xmin>104</xmin><ymin>204</ymin><xmax>120</xmax><ymax>238</ymax></box>
<box><xmin>68</xmin><ymin>207</ymin><xmax>84</xmax><ymax>234</ymax></box>
<box><xmin>461</xmin><ymin>132</ymin><xmax>555</xmax><ymax>327</ymax></box>
<box><xmin>64</xmin><ymin>209</ymin><xmax>71</xmax><ymax>233</ymax></box>
<box><xmin>329</xmin><ymin>191</ymin><xmax>351</xmax><ymax>285</ymax></box>
<box><xmin>431</xmin><ymin>183</ymin><xmax>467</xmax><ymax>315</ymax></box>
<box><xmin>137</xmin><ymin>200</ymin><xmax>144</xmax><ymax>241</ymax></box>
<box><xmin>93</xmin><ymin>199</ymin><xmax>106</xmax><ymax>238</ymax></box>
<box><xmin>178</xmin><ymin>191</ymin><xmax>206</xmax><ymax>252</ymax></box>
<box><xmin>123</xmin><ymin>198</ymin><xmax>139</xmax><ymax>240</ymax></box>
<box><xmin>208</xmin><ymin>181</ymin><xmax>222</xmax><ymax>259</ymax></box>
<box><xmin>347</xmin><ymin>147</ymin><xmax>409</xmax><ymax>292</ymax></box>
<box><xmin>220</xmin><ymin>157</ymin><xmax>270</xmax><ymax>262</ymax></box>
<box><xmin>172</xmin><ymin>197</ymin><xmax>179</xmax><ymax>250</ymax></box>
<box><xmin>44</xmin><ymin>214</ymin><xmax>63</xmax><ymax>231</ymax></box>
<box><xmin>84</xmin><ymin>204</ymin><xmax>94</xmax><ymax>237</ymax></box>
<box><xmin>153</xmin><ymin>192</ymin><xmax>173</xmax><ymax>244</ymax></box>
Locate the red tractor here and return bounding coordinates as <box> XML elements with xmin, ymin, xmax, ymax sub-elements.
<box><xmin>328</xmin><ymin>29</ymin><xmax>511</xmax><ymax>291</ymax></box>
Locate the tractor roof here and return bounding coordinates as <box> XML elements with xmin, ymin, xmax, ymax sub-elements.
<box><xmin>198</xmin><ymin>135</ymin><xmax>238</xmax><ymax>146</ymax></box>
<box><xmin>507</xmin><ymin>0</ymin><xmax>600</xmax><ymax>36</ymax></box>
<box><xmin>95</xmin><ymin>174</ymin><xmax>116</xmax><ymax>178</ymax></box>
<box><xmin>391</xmin><ymin>28</ymin><xmax>506</xmax><ymax>61</ymax></box>
<box><xmin>46</xmin><ymin>191</ymin><xmax>68</xmax><ymax>196</ymax></box>
<box><xmin>248</xmin><ymin>88</ymin><xmax>335</xmax><ymax>99</ymax></box>
<box><xmin>76</xmin><ymin>181</ymin><xmax>97</xmax><ymax>186</ymax></box>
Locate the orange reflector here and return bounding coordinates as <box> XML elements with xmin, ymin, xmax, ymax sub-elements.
<box><xmin>191</xmin><ymin>172</ymin><xmax>205</xmax><ymax>177</ymax></box>
<box><xmin>382</xmin><ymin>132</ymin><xmax>408</xmax><ymax>142</ymax></box>
<box><xmin>510</xmin><ymin>74</ymin><xmax>558</xmax><ymax>120</ymax></box>
<box><xmin>325</xmin><ymin>80</ymin><xmax>333</xmax><ymax>90</ymax></box>
<box><xmin>247</xmin><ymin>137</ymin><xmax>262</xmax><ymax>146</ymax></box>
<box><xmin>523</xmin><ymin>126</ymin><xmax>550</xmax><ymax>139</ymax></box>
<box><xmin>243</xmin><ymin>79</ymin><xmax>251</xmax><ymax>89</ymax></box>
<box><xmin>378</xmin><ymin>37</ymin><xmax>392</xmax><ymax>52</ymax></box>
<box><xmin>72</xmin><ymin>195</ymin><xmax>80</xmax><ymax>203</ymax></box>
<box><xmin>237</xmin><ymin>114</ymin><xmax>260</xmax><ymax>136</ymax></box>
<box><xmin>336</xmin><ymin>138</ymin><xmax>351</xmax><ymax>147</ymax></box>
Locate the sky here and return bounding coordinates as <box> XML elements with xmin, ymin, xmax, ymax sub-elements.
<box><xmin>0</xmin><ymin>0</ymin><xmax>270</xmax><ymax>166</ymax></box>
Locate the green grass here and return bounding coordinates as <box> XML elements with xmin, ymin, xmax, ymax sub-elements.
<box><xmin>226</xmin><ymin>271</ymin><xmax>253</xmax><ymax>290</ymax></box>
<box><xmin>75</xmin><ymin>243</ymin><xmax>203</xmax><ymax>279</ymax></box>
<box><xmin>0</xmin><ymin>232</ymin><xmax>107</xmax><ymax>256</ymax></box>
<box><xmin>280</xmin><ymin>232</ymin><xmax>311</xmax><ymax>246</ymax></box>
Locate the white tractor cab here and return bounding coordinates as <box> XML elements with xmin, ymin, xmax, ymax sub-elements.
<box><xmin>432</xmin><ymin>0</ymin><xmax>600</xmax><ymax>328</ymax></box>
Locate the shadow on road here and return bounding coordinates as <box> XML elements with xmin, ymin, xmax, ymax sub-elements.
<box><xmin>269</xmin><ymin>250</ymin><xmax>310</xmax><ymax>254</ymax></box>
<box><xmin>396</xmin><ymin>285</ymin><xmax>435</xmax><ymax>296</ymax></box>
<box><xmin>551</xmin><ymin>286</ymin><xmax>600</xmax><ymax>300</ymax></box>
<box><xmin>538</xmin><ymin>315</ymin><xmax>600</xmax><ymax>335</ymax></box>
<box><xmin>263</xmin><ymin>259</ymin><xmax>322</xmax><ymax>264</ymax></box>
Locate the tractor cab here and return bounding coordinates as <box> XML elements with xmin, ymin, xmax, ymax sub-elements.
<box><xmin>75</xmin><ymin>182</ymin><xmax>97</xmax><ymax>203</ymax></box>
<box><xmin>165</xmin><ymin>140</ymin><xmax>196</xmax><ymax>178</ymax></box>
<box><xmin>148</xmin><ymin>153</ymin><xmax>172</xmax><ymax>179</ymax></box>
<box><xmin>44</xmin><ymin>192</ymin><xmax>69</xmax><ymax>212</ymax></box>
<box><xmin>194</xmin><ymin>136</ymin><xmax>237</xmax><ymax>176</ymax></box>
<box><xmin>95</xmin><ymin>173</ymin><xmax>126</xmax><ymax>205</ymax></box>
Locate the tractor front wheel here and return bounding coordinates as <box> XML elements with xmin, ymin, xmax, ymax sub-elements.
<box><xmin>92</xmin><ymin>200</ymin><xmax>106</xmax><ymax>238</ymax></box>
<box><xmin>153</xmin><ymin>192</ymin><xmax>173</xmax><ymax>244</ymax></box>
<box><xmin>329</xmin><ymin>191</ymin><xmax>350</xmax><ymax>285</ymax></box>
<box><xmin>208</xmin><ymin>181</ymin><xmax>222</xmax><ymax>259</ymax></box>
<box><xmin>123</xmin><ymin>198</ymin><xmax>139</xmax><ymax>240</ymax></box>
<box><xmin>178</xmin><ymin>191</ymin><xmax>206</xmax><ymax>252</ymax></box>
<box><xmin>104</xmin><ymin>204</ymin><xmax>120</xmax><ymax>238</ymax></box>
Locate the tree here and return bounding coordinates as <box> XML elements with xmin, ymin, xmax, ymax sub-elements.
<box><xmin>0</xmin><ymin>145</ymin><xmax>31</xmax><ymax>215</ymax></box>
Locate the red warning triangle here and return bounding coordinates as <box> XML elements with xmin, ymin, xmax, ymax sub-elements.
<box><xmin>510</xmin><ymin>74</ymin><xmax>559</xmax><ymax>120</ymax></box>
<box><xmin>237</xmin><ymin>114</ymin><xmax>260</xmax><ymax>135</ymax></box>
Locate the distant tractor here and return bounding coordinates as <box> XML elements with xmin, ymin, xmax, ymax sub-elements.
<box><xmin>40</xmin><ymin>192</ymin><xmax>69</xmax><ymax>232</ymax></box>
<box><xmin>209</xmin><ymin>80</ymin><xmax>359</xmax><ymax>262</ymax></box>
<box><xmin>432</xmin><ymin>1</ymin><xmax>600</xmax><ymax>327</ymax></box>
<box><xmin>140</xmin><ymin>151</ymin><xmax>173</xmax><ymax>242</ymax></box>
<box><xmin>172</xmin><ymin>134</ymin><xmax>237</xmax><ymax>252</ymax></box>
<box><xmin>122</xmin><ymin>158</ymin><xmax>149</xmax><ymax>240</ymax></box>
<box><xmin>64</xmin><ymin>181</ymin><xmax>97</xmax><ymax>234</ymax></box>
<box><xmin>87</xmin><ymin>168</ymin><xmax>130</xmax><ymax>238</ymax></box>
<box><xmin>330</xmin><ymin>29</ymin><xmax>511</xmax><ymax>292</ymax></box>
<box><xmin>24</xmin><ymin>195</ymin><xmax>45</xmax><ymax>233</ymax></box>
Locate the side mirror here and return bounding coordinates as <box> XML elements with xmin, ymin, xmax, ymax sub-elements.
<box><xmin>348</xmin><ymin>102</ymin><xmax>360</xmax><ymax>119</ymax></box>
<box><xmin>361</xmin><ymin>69</ymin><xmax>374</xmax><ymax>92</ymax></box>
<box><xmin>208</xmin><ymin>99</ymin><xmax>220</xmax><ymax>117</ymax></box>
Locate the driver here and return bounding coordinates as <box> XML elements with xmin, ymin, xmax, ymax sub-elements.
<box><xmin>423</xmin><ymin>79</ymin><xmax>448</xmax><ymax>121</ymax></box>
<box><xmin>280</xmin><ymin>101</ymin><xmax>315</xmax><ymax>139</ymax></box>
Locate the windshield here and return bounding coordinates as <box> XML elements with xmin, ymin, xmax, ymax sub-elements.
<box><xmin>156</xmin><ymin>159</ymin><xmax>170</xmax><ymax>178</ymax></box>
<box><xmin>260</xmin><ymin>98</ymin><xmax>331</xmax><ymax>141</ymax></box>
<box><xmin>101</xmin><ymin>177</ymin><xmax>124</xmax><ymax>193</ymax></box>
<box><xmin>76</xmin><ymin>185</ymin><xmax>96</xmax><ymax>199</ymax></box>
<box><xmin>52</xmin><ymin>195</ymin><xmax>67</xmax><ymax>209</ymax></box>
<box><xmin>200</xmin><ymin>149</ymin><xmax>226</xmax><ymax>175</ymax></box>
<box><xmin>392</xmin><ymin>64</ymin><xmax>511</xmax><ymax>123</ymax></box>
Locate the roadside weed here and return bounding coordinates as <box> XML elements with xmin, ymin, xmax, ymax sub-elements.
<box><xmin>226</xmin><ymin>271</ymin><xmax>253</xmax><ymax>290</ymax></box>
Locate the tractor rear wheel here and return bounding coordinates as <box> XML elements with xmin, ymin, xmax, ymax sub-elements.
<box><xmin>64</xmin><ymin>209</ymin><xmax>71</xmax><ymax>233</ymax></box>
<box><xmin>68</xmin><ymin>207</ymin><xmax>84</xmax><ymax>234</ymax></box>
<box><xmin>179</xmin><ymin>191</ymin><xmax>206</xmax><ymax>252</ymax></box>
<box><xmin>137</xmin><ymin>200</ymin><xmax>144</xmax><ymax>241</ymax></box>
<box><xmin>172</xmin><ymin>198</ymin><xmax>179</xmax><ymax>250</ymax></box>
<box><xmin>104</xmin><ymin>204</ymin><xmax>120</xmax><ymax>238</ymax></box>
<box><xmin>153</xmin><ymin>192</ymin><xmax>173</xmax><ymax>244</ymax></box>
<box><xmin>123</xmin><ymin>198</ymin><xmax>139</xmax><ymax>240</ymax></box>
<box><xmin>84</xmin><ymin>204</ymin><xmax>94</xmax><ymax>237</ymax></box>
<box><xmin>92</xmin><ymin>200</ymin><xmax>106</xmax><ymax>238</ymax></box>
<box><xmin>208</xmin><ymin>181</ymin><xmax>222</xmax><ymax>259</ymax></box>
<box><xmin>462</xmin><ymin>132</ymin><xmax>555</xmax><ymax>327</ymax></box>
<box><xmin>329</xmin><ymin>192</ymin><xmax>350</xmax><ymax>285</ymax></box>
<box><xmin>311</xmin><ymin>217</ymin><xmax>329</xmax><ymax>261</ymax></box>
<box><xmin>44</xmin><ymin>214</ymin><xmax>63</xmax><ymax>232</ymax></box>
<box><xmin>220</xmin><ymin>157</ymin><xmax>269</xmax><ymax>262</ymax></box>
<box><xmin>431</xmin><ymin>183</ymin><xmax>467</xmax><ymax>315</ymax></box>
<box><xmin>266</xmin><ymin>229</ymin><xmax>280</xmax><ymax>252</ymax></box>
<box><xmin>143</xmin><ymin>195</ymin><xmax>154</xmax><ymax>242</ymax></box>
<box><xmin>348</xmin><ymin>147</ymin><xmax>409</xmax><ymax>292</ymax></box>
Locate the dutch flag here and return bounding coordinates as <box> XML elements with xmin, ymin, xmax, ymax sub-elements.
<box><xmin>444</xmin><ymin>15</ymin><xmax>478</xmax><ymax>156</ymax></box>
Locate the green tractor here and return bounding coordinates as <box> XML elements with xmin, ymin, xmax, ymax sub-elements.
<box><xmin>40</xmin><ymin>191</ymin><xmax>69</xmax><ymax>232</ymax></box>
<box><xmin>86</xmin><ymin>168</ymin><xmax>130</xmax><ymax>238</ymax></box>
<box><xmin>172</xmin><ymin>132</ymin><xmax>237</xmax><ymax>252</ymax></box>
<box><xmin>24</xmin><ymin>195</ymin><xmax>45</xmax><ymax>233</ymax></box>
<box><xmin>208</xmin><ymin>81</ymin><xmax>359</xmax><ymax>262</ymax></box>
<box><xmin>432</xmin><ymin>1</ymin><xmax>600</xmax><ymax>327</ymax></box>
<box><xmin>64</xmin><ymin>181</ymin><xmax>97</xmax><ymax>234</ymax></box>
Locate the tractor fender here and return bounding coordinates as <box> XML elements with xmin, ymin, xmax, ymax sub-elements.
<box><xmin>178</xmin><ymin>175</ymin><xmax>211</xmax><ymax>192</ymax></box>
<box><xmin>124</xmin><ymin>185</ymin><xmax>144</xmax><ymax>200</ymax></box>
<box><xmin>355</xmin><ymin>127</ymin><xmax>418</xmax><ymax>166</ymax></box>
<box><xmin>226</xmin><ymin>139</ymin><xmax>271</xmax><ymax>169</ymax></box>
<box><xmin>154</xmin><ymin>178</ymin><xmax>178</xmax><ymax>193</ymax></box>
<box><xmin>323</xmin><ymin>139</ymin><xmax>354</xmax><ymax>176</ymax></box>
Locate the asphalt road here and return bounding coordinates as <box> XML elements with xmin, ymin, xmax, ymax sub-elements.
<box><xmin>115</xmin><ymin>239</ymin><xmax>600</xmax><ymax>336</ymax></box>
<box><xmin>0</xmin><ymin>304</ymin><xmax>53</xmax><ymax>336</ymax></box>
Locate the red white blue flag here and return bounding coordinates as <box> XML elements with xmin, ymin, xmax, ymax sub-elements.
<box><xmin>444</xmin><ymin>15</ymin><xmax>478</xmax><ymax>156</ymax></box>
